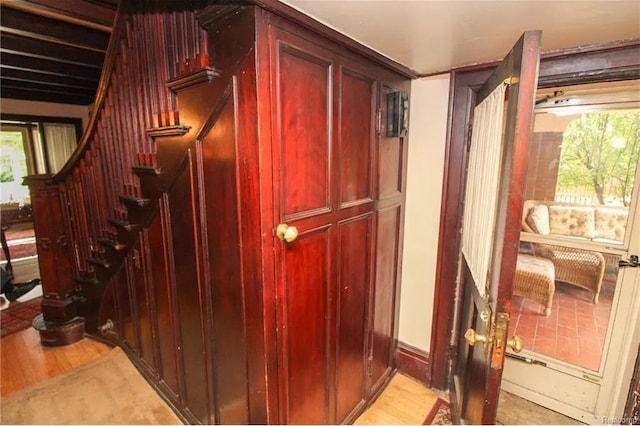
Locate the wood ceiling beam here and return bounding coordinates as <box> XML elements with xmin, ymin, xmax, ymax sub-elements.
<box><xmin>2</xmin><ymin>0</ymin><xmax>115</xmax><ymax>31</ymax></box>
<box><xmin>0</xmin><ymin>34</ymin><xmax>104</xmax><ymax>69</ymax></box>
<box><xmin>0</xmin><ymin>6</ymin><xmax>109</xmax><ymax>52</ymax></box>
<box><xmin>0</xmin><ymin>87</ymin><xmax>94</xmax><ymax>105</ymax></box>
<box><xmin>0</xmin><ymin>67</ymin><xmax>97</xmax><ymax>90</ymax></box>
<box><xmin>1</xmin><ymin>78</ymin><xmax>97</xmax><ymax>97</ymax></box>
<box><xmin>1</xmin><ymin>53</ymin><xmax>101</xmax><ymax>81</ymax></box>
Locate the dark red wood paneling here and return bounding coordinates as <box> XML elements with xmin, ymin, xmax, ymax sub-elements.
<box><xmin>137</xmin><ymin>229</ymin><xmax>160</xmax><ymax>374</ymax></box>
<box><xmin>335</xmin><ymin>213</ymin><xmax>372</xmax><ymax>423</ymax></box>
<box><xmin>200</xmin><ymin>92</ymin><xmax>249</xmax><ymax>425</ymax></box>
<box><xmin>370</xmin><ymin>205</ymin><xmax>401</xmax><ymax>390</ymax></box>
<box><xmin>147</xmin><ymin>199</ymin><xmax>181</xmax><ymax>401</ymax></box>
<box><xmin>280</xmin><ymin>227</ymin><xmax>331</xmax><ymax>425</ymax></box>
<box><xmin>339</xmin><ymin>69</ymin><xmax>374</xmax><ymax>206</ymax></box>
<box><xmin>276</xmin><ymin>41</ymin><xmax>332</xmax><ymax>219</ymax></box>
<box><xmin>166</xmin><ymin>153</ymin><xmax>209</xmax><ymax>423</ymax></box>
<box><xmin>395</xmin><ymin>342</ymin><xmax>431</xmax><ymax>386</ymax></box>
<box><xmin>24</xmin><ymin>3</ymin><xmax>413</xmax><ymax>423</ymax></box>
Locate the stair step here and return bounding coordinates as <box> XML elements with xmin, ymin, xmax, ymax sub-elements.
<box><xmin>88</xmin><ymin>257</ymin><xmax>110</xmax><ymax>269</ymax></box>
<box><xmin>146</xmin><ymin>125</ymin><xmax>191</xmax><ymax>139</ymax></box>
<box><xmin>132</xmin><ymin>165</ymin><xmax>162</xmax><ymax>176</ymax></box>
<box><xmin>108</xmin><ymin>218</ymin><xmax>141</xmax><ymax>232</ymax></box>
<box><xmin>119</xmin><ymin>195</ymin><xmax>151</xmax><ymax>208</ymax></box>
<box><xmin>167</xmin><ymin>66</ymin><xmax>220</xmax><ymax>92</ymax></box>
<box><xmin>97</xmin><ymin>237</ymin><xmax>126</xmax><ymax>251</ymax></box>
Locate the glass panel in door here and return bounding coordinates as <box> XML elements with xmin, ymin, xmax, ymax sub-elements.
<box><xmin>516</xmin><ymin>82</ymin><xmax>640</xmax><ymax>372</ymax></box>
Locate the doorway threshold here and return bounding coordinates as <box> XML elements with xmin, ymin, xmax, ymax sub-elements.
<box><xmin>497</xmin><ymin>391</ymin><xmax>583</xmax><ymax>425</ymax></box>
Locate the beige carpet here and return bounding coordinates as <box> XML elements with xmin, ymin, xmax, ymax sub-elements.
<box><xmin>1</xmin><ymin>347</ymin><xmax>183</xmax><ymax>425</ymax></box>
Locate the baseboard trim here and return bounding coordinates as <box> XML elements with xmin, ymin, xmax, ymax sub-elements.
<box><xmin>395</xmin><ymin>341</ymin><xmax>430</xmax><ymax>386</ymax></box>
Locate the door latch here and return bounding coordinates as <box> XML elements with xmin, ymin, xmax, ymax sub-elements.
<box><xmin>619</xmin><ymin>255</ymin><xmax>639</xmax><ymax>268</ymax></box>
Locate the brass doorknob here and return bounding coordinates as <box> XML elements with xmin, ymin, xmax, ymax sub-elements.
<box><xmin>276</xmin><ymin>223</ymin><xmax>299</xmax><ymax>243</ymax></box>
<box><xmin>464</xmin><ymin>328</ymin><xmax>488</xmax><ymax>347</ymax></box>
<box><xmin>507</xmin><ymin>335</ymin><xmax>524</xmax><ymax>353</ymax></box>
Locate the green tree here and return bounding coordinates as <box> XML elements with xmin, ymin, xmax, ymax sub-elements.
<box><xmin>557</xmin><ymin>111</ymin><xmax>640</xmax><ymax>206</ymax></box>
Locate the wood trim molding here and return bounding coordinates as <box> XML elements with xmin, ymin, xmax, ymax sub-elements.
<box><xmin>394</xmin><ymin>341</ymin><xmax>431</xmax><ymax>386</ymax></box>
<box><xmin>248</xmin><ymin>0</ymin><xmax>417</xmax><ymax>79</ymax></box>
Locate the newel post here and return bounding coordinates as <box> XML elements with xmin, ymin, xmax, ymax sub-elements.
<box><xmin>23</xmin><ymin>175</ymin><xmax>85</xmax><ymax>346</ymax></box>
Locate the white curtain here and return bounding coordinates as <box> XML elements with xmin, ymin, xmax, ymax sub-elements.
<box><xmin>461</xmin><ymin>84</ymin><xmax>507</xmax><ymax>298</ymax></box>
<box><xmin>43</xmin><ymin>123</ymin><xmax>78</xmax><ymax>173</ymax></box>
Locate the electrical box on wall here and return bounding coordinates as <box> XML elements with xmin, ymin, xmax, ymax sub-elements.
<box><xmin>387</xmin><ymin>91</ymin><xmax>409</xmax><ymax>137</ymax></box>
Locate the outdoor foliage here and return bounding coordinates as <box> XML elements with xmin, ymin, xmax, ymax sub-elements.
<box><xmin>557</xmin><ymin>111</ymin><xmax>640</xmax><ymax>206</ymax></box>
<box><xmin>0</xmin><ymin>131</ymin><xmax>25</xmax><ymax>183</ymax></box>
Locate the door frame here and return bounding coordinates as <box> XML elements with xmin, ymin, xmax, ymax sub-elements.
<box><xmin>430</xmin><ymin>39</ymin><xmax>640</xmax><ymax>394</ymax></box>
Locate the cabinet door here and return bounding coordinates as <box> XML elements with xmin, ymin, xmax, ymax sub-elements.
<box><xmin>334</xmin><ymin>64</ymin><xmax>376</xmax><ymax>424</ymax></box>
<box><xmin>269</xmin><ymin>27</ymin><xmax>377</xmax><ymax>424</ymax></box>
<box><xmin>270</xmin><ymin>27</ymin><xmax>335</xmax><ymax>425</ymax></box>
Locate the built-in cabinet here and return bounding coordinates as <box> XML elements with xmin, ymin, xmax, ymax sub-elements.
<box><xmin>264</xmin><ymin>22</ymin><xmax>409</xmax><ymax>424</ymax></box>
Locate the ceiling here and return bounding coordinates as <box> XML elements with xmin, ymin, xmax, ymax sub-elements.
<box><xmin>281</xmin><ymin>0</ymin><xmax>640</xmax><ymax>75</ymax></box>
<box><xmin>0</xmin><ymin>0</ymin><xmax>116</xmax><ymax>106</ymax></box>
<box><xmin>0</xmin><ymin>0</ymin><xmax>638</xmax><ymax>107</ymax></box>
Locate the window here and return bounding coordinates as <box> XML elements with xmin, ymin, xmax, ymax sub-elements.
<box><xmin>0</xmin><ymin>115</ymin><xmax>82</xmax><ymax>205</ymax></box>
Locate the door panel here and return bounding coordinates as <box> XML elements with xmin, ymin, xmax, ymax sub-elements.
<box><xmin>370</xmin><ymin>205</ymin><xmax>401</xmax><ymax>389</ymax></box>
<box><xmin>339</xmin><ymin>69</ymin><xmax>375</xmax><ymax>207</ymax></box>
<box><xmin>452</xmin><ymin>31</ymin><xmax>542</xmax><ymax>425</ymax></box>
<box><xmin>336</xmin><ymin>213</ymin><xmax>372</xmax><ymax>422</ymax></box>
<box><xmin>276</xmin><ymin>42</ymin><xmax>332</xmax><ymax>219</ymax></box>
<box><xmin>281</xmin><ymin>227</ymin><xmax>331</xmax><ymax>425</ymax></box>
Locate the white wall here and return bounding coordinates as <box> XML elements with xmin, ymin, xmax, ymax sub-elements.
<box><xmin>0</xmin><ymin>98</ymin><xmax>90</xmax><ymax>130</ymax></box>
<box><xmin>398</xmin><ymin>74</ymin><xmax>451</xmax><ymax>352</ymax></box>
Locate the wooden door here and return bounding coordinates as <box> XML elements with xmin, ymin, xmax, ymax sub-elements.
<box><xmin>452</xmin><ymin>31</ymin><xmax>541</xmax><ymax>425</ymax></box>
<box><xmin>269</xmin><ymin>26</ymin><xmax>376</xmax><ymax>424</ymax></box>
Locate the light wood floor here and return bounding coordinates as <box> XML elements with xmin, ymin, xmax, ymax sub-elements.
<box><xmin>356</xmin><ymin>373</ymin><xmax>445</xmax><ymax>424</ymax></box>
<box><xmin>1</xmin><ymin>327</ymin><xmax>445</xmax><ymax>424</ymax></box>
<box><xmin>1</xmin><ymin>327</ymin><xmax>111</xmax><ymax>397</ymax></box>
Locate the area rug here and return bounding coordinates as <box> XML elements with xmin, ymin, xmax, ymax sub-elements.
<box><xmin>0</xmin><ymin>296</ymin><xmax>42</xmax><ymax>338</ymax></box>
<box><xmin>1</xmin><ymin>346</ymin><xmax>183</xmax><ymax>425</ymax></box>
<box><xmin>423</xmin><ymin>397</ymin><xmax>452</xmax><ymax>425</ymax></box>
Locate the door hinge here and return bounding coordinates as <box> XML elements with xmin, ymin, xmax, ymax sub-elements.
<box><xmin>376</xmin><ymin>108</ymin><xmax>382</xmax><ymax>135</ymax></box>
<box><xmin>466</xmin><ymin>123</ymin><xmax>473</xmax><ymax>152</ymax></box>
<box><xmin>367</xmin><ymin>356</ymin><xmax>373</xmax><ymax>377</ymax></box>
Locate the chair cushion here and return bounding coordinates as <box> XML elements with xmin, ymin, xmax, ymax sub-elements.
<box><xmin>594</xmin><ymin>207</ymin><xmax>628</xmax><ymax>242</ymax></box>
<box><xmin>548</xmin><ymin>205</ymin><xmax>595</xmax><ymax>238</ymax></box>
<box><xmin>526</xmin><ymin>204</ymin><xmax>550</xmax><ymax>235</ymax></box>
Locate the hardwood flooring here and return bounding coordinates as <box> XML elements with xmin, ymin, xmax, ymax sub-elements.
<box><xmin>356</xmin><ymin>373</ymin><xmax>445</xmax><ymax>424</ymax></box>
<box><xmin>1</xmin><ymin>327</ymin><xmax>446</xmax><ymax>424</ymax></box>
<box><xmin>1</xmin><ymin>327</ymin><xmax>111</xmax><ymax>397</ymax></box>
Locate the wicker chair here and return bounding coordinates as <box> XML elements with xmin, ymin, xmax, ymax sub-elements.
<box><xmin>522</xmin><ymin>220</ymin><xmax>606</xmax><ymax>304</ymax></box>
<box><xmin>514</xmin><ymin>254</ymin><xmax>556</xmax><ymax>315</ymax></box>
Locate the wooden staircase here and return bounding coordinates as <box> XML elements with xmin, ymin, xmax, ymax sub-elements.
<box><xmin>24</xmin><ymin>2</ymin><xmax>220</xmax><ymax>342</ymax></box>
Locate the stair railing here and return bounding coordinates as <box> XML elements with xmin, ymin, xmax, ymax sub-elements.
<box><xmin>24</xmin><ymin>2</ymin><xmax>210</xmax><ymax>345</ymax></box>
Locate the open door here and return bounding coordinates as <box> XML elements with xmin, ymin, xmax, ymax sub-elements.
<box><xmin>451</xmin><ymin>31</ymin><xmax>542</xmax><ymax>424</ymax></box>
